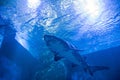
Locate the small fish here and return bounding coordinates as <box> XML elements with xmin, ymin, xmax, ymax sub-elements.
<box><xmin>44</xmin><ymin>35</ymin><xmax>109</xmax><ymax>76</ymax></box>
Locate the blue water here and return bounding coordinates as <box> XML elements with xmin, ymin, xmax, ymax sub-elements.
<box><xmin>0</xmin><ymin>0</ymin><xmax>120</xmax><ymax>80</ymax></box>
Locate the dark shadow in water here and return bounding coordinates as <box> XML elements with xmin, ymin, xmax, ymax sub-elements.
<box><xmin>0</xmin><ymin>19</ymin><xmax>40</xmax><ymax>80</ymax></box>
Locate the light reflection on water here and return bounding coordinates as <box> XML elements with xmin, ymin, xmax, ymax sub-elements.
<box><xmin>15</xmin><ymin>0</ymin><xmax>120</xmax><ymax>56</ymax></box>
<box><xmin>1</xmin><ymin>0</ymin><xmax>119</xmax><ymax>56</ymax></box>
<box><xmin>27</xmin><ymin>0</ymin><xmax>41</xmax><ymax>10</ymax></box>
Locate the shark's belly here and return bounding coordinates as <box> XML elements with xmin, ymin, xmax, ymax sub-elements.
<box><xmin>62</xmin><ymin>51</ymin><xmax>81</xmax><ymax>65</ymax></box>
<box><xmin>48</xmin><ymin>41</ymin><xmax>82</xmax><ymax>65</ymax></box>
<box><xmin>49</xmin><ymin>41</ymin><xmax>68</xmax><ymax>52</ymax></box>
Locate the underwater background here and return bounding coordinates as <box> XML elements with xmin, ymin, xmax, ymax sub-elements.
<box><xmin>0</xmin><ymin>0</ymin><xmax>120</xmax><ymax>80</ymax></box>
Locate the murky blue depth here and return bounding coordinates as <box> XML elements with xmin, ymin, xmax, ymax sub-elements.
<box><xmin>0</xmin><ymin>0</ymin><xmax>120</xmax><ymax>80</ymax></box>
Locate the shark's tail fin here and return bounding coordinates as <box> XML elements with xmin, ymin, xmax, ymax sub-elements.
<box><xmin>88</xmin><ymin>66</ymin><xmax>109</xmax><ymax>76</ymax></box>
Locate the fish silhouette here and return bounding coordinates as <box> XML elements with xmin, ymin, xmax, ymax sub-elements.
<box><xmin>44</xmin><ymin>35</ymin><xmax>109</xmax><ymax>77</ymax></box>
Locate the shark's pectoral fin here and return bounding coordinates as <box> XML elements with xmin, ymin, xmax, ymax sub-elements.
<box><xmin>54</xmin><ymin>54</ymin><xmax>63</xmax><ymax>61</ymax></box>
<box><xmin>88</xmin><ymin>66</ymin><xmax>109</xmax><ymax>76</ymax></box>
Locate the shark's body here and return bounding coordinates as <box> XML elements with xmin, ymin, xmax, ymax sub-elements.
<box><xmin>44</xmin><ymin>35</ymin><xmax>109</xmax><ymax>77</ymax></box>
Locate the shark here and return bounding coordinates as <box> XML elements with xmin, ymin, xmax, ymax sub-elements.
<box><xmin>44</xmin><ymin>34</ymin><xmax>109</xmax><ymax>77</ymax></box>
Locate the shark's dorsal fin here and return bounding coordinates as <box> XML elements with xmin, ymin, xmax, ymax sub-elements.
<box><xmin>71</xmin><ymin>49</ymin><xmax>84</xmax><ymax>53</ymax></box>
<box><xmin>66</xmin><ymin>40</ymin><xmax>84</xmax><ymax>53</ymax></box>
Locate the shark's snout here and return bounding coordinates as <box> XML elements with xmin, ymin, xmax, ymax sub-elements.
<box><xmin>44</xmin><ymin>35</ymin><xmax>49</xmax><ymax>41</ymax></box>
